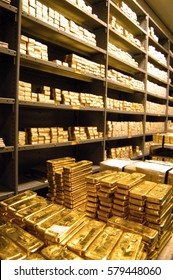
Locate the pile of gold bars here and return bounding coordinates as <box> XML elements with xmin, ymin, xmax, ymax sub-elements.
<box><xmin>46</xmin><ymin>157</ymin><xmax>75</xmax><ymax>203</ymax></box>
<box><xmin>63</xmin><ymin>160</ymin><xmax>93</xmax><ymax>209</ymax></box>
<box><xmin>85</xmin><ymin>170</ymin><xmax>113</xmax><ymax>219</ymax></box>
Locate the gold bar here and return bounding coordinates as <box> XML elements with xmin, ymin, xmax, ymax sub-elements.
<box><xmin>67</xmin><ymin>219</ymin><xmax>105</xmax><ymax>255</ymax></box>
<box><xmin>0</xmin><ymin>190</ymin><xmax>37</xmax><ymax>211</ymax></box>
<box><xmin>0</xmin><ymin>223</ymin><xmax>44</xmax><ymax>254</ymax></box>
<box><xmin>146</xmin><ymin>183</ymin><xmax>173</xmax><ymax>204</ymax></box>
<box><xmin>100</xmin><ymin>172</ymin><xmax>129</xmax><ymax>187</ymax></box>
<box><xmin>25</xmin><ymin>253</ymin><xmax>46</xmax><ymax>260</ymax></box>
<box><xmin>108</xmin><ymin>216</ymin><xmax>158</xmax><ymax>244</ymax></box>
<box><xmin>0</xmin><ymin>233</ymin><xmax>26</xmax><ymax>260</ymax></box>
<box><xmin>41</xmin><ymin>244</ymin><xmax>84</xmax><ymax>260</ymax></box>
<box><xmin>116</xmin><ymin>172</ymin><xmax>145</xmax><ymax>189</ymax></box>
<box><xmin>44</xmin><ymin>210</ymin><xmax>86</xmax><ymax>242</ymax></box>
<box><xmin>84</xmin><ymin>226</ymin><xmax>123</xmax><ymax>260</ymax></box>
<box><xmin>7</xmin><ymin>196</ymin><xmax>46</xmax><ymax>214</ymax></box>
<box><xmin>86</xmin><ymin>170</ymin><xmax>115</xmax><ymax>183</ymax></box>
<box><xmin>129</xmin><ymin>181</ymin><xmax>157</xmax><ymax>199</ymax></box>
<box><xmin>108</xmin><ymin>232</ymin><xmax>143</xmax><ymax>260</ymax></box>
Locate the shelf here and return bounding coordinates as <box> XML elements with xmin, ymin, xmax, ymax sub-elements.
<box><xmin>107</xmin><ymin>109</ymin><xmax>144</xmax><ymax>115</ymax></box>
<box><xmin>0</xmin><ymin>0</ymin><xmax>17</xmax><ymax>13</ymax></box>
<box><xmin>107</xmin><ymin>78</ymin><xmax>145</xmax><ymax>94</ymax></box>
<box><xmin>147</xmin><ymin>72</ymin><xmax>168</xmax><ymax>85</ymax></box>
<box><xmin>20</xmin><ymin>54</ymin><xmax>105</xmax><ymax>82</ymax></box>
<box><xmin>0</xmin><ymin>47</ymin><xmax>16</xmax><ymax>56</ymax></box>
<box><xmin>18</xmin><ymin>179</ymin><xmax>48</xmax><ymax>193</ymax></box>
<box><xmin>40</xmin><ymin>0</ymin><xmax>107</xmax><ymax>29</ymax></box>
<box><xmin>148</xmin><ymin>54</ymin><xmax>168</xmax><ymax>70</ymax></box>
<box><xmin>106</xmin><ymin>134</ymin><xmax>144</xmax><ymax>141</ymax></box>
<box><xmin>148</xmin><ymin>36</ymin><xmax>169</xmax><ymax>54</ymax></box>
<box><xmin>147</xmin><ymin>92</ymin><xmax>167</xmax><ymax>101</ymax></box>
<box><xmin>108</xmin><ymin>53</ymin><xmax>145</xmax><ymax>75</ymax></box>
<box><xmin>21</xmin><ymin>12</ymin><xmax>106</xmax><ymax>56</ymax></box>
<box><xmin>19</xmin><ymin>101</ymin><xmax>104</xmax><ymax>112</ymax></box>
<box><xmin>0</xmin><ymin>146</ymin><xmax>14</xmax><ymax>153</ymax></box>
<box><xmin>0</xmin><ymin>97</ymin><xmax>15</xmax><ymax>104</ymax></box>
<box><xmin>146</xmin><ymin>113</ymin><xmax>166</xmax><ymax>117</ymax></box>
<box><xmin>109</xmin><ymin>26</ymin><xmax>146</xmax><ymax>55</ymax></box>
<box><xmin>110</xmin><ymin>0</ymin><xmax>146</xmax><ymax>36</ymax></box>
<box><xmin>0</xmin><ymin>188</ymin><xmax>14</xmax><ymax>201</ymax></box>
<box><xmin>18</xmin><ymin>138</ymin><xmax>104</xmax><ymax>151</ymax></box>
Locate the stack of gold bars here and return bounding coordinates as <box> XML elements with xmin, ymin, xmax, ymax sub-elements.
<box><xmin>107</xmin><ymin>216</ymin><xmax>159</xmax><ymax>259</ymax></box>
<box><xmin>98</xmin><ymin>172</ymin><xmax>129</xmax><ymax>222</ymax></box>
<box><xmin>113</xmin><ymin>173</ymin><xmax>145</xmax><ymax>218</ymax></box>
<box><xmin>85</xmin><ymin>170</ymin><xmax>113</xmax><ymax>219</ymax></box>
<box><xmin>63</xmin><ymin>160</ymin><xmax>93</xmax><ymax>209</ymax></box>
<box><xmin>46</xmin><ymin>157</ymin><xmax>75</xmax><ymax>203</ymax></box>
<box><xmin>128</xmin><ymin>181</ymin><xmax>157</xmax><ymax>223</ymax></box>
<box><xmin>145</xmin><ymin>183</ymin><xmax>173</xmax><ymax>257</ymax></box>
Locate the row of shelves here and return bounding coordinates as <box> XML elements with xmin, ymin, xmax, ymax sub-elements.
<box><xmin>1</xmin><ymin>0</ymin><xmax>173</xmax><ymax>200</ymax></box>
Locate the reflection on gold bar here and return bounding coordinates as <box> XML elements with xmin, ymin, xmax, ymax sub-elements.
<box><xmin>45</xmin><ymin>210</ymin><xmax>86</xmax><ymax>242</ymax></box>
<box><xmin>67</xmin><ymin>219</ymin><xmax>105</xmax><ymax>255</ymax></box>
<box><xmin>15</xmin><ymin>200</ymin><xmax>51</xmax><ymax>221</ymax></box>
<box><xmin>7</xmin><ymin>196</ymin><xmax>46</xmax><ymax>214</ymax></box>
<box><xmin>108</xmin><ymin>232</ymin><xmax>143</xmax><ymax>260</ymax></box>
<box><xmin>129</xmin><ymin>181</ymin><xmax>157</xmax><ymax>199</ymax></box>
<box><xmin>0</xmin><ymin>223</ymin><xmax>44</xmax><ymax>254</ymax></box>
<box><xmin>0</xmin><ymin>190</ymin><xmax>37</xmax><ymax>211</ymax></box>
<box><xmin>116</xmin><ymin>173</ymin><xmax>145</xmax><ymax>189</ymax></box>
<box><xmin>41</xmin><ymin>244</ymin><xmax>84</xmax><ymax>260</ymax></box>
<box><xmin>86</xmin><ymin>170</ymin><xmax>114</xmax><ymax>183</ymax></box>
<box><xmin>25</xmin><ymin>204</ymin><xmax>64</xmax><ymax>227</ymax></box>
<box><xmin>0</xmin><ymin>233</ymin><xmax>26</xmax><ymax>260</ymax></box>
<box><xmin>108</xmin><ymin>216</ymin><xmax>158</xmax><ymax>244</ymax></box>
<box><xmin>63</xmin><ymin>160</ymin><xmax>92</xmax><ymax>172</ymax></box>
<box><xmin>84</xmin><ymin>226</ymin><xmax>123</xmax><ymax>260</ymax></box>
<box><xmin>146</xmin><ymin>183</ymin><xmax>172</xmax><ymax>204</ymax></box>
<box><xmin>100</xmin><ymin>172</ymin><xmax>129</xmax><ymax>187</ymax></box>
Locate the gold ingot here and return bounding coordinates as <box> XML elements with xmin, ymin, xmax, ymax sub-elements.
<box><xmin>116</xmin><ymin>172</ymin><xmax>145</xmax><ymax>189</ymax></box>
<box><xmin>0</xmin><ymin>233</ymin><xmax>26</xmax><ymax>260</ymax></box>
<box><xmin>0</xmin><ymin>223</ymin><xmax>44</xmax><ymax>254</ymax></box>
<box><xmin>108</xmin><ymin>216</ymin><xmax>158</xmax><ymax>244</ymax></box>
<box><xmin>67</xmin><ymin>219</ymin><xmax>105</xmax><ymax>255</ymax></box>
<box><xmin>0</xmin><ymin>190</ymin><xmax>36</xmax><ymax>211</ymax></box>
<box><xmin>100</xmin><ymin>172</ymin><xmax>129</xmax><ymax>187</ymax></box>
<box><xmin>86</xmin><ymin>170</ymin><xmax>114</xmax><ymax>184</ymax></box>
<box><xmin>85</xmin><ymin>226</ymin><xmax>123</xmax><ymax>260</ymax></box>
<box><xmin>25</xmin><ymin>253</ymin><xmax>46</xmax><ymax>260</ymax></box>
<box><xmin>108</xmin><ymin>232</ymin><xmax>143</xmax><ymax>260</ymax></box>
<box><xmin>41</xmin><ymin>244</ymin><xmax>83</xmax><ymax>260</ymax></box>
<box><xmin>146</xmin><ymin>183</ymin><xmax>173</xmax><ymax>204</ymax></box>
<box><xmin>129</xmin><ymin>197</ymin><xmax>145</xmax><ymax>206</ymax></box>
<box><xmin>25</xmin><ymin>204</ymin><xmax>64</xmax><ymax>227</ymax></box>
<box><xmin>44</xmin><ymin>210</ymin><xmax>86</xmax><ymax>243</ymax></box>
<box><xmin>129</xmin><ymin>181</ymin><xmax>157</xmax><ymax>200</ymax></box>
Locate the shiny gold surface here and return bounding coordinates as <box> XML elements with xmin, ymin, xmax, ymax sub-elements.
<box><xmin>116</xmin><ymin>173</ymin><xmax>145</xmax><ymax>189</ymax></box>
<box><xmin>85</xmin><ymin>226</ymin><xmax>123</xmax><ymax>260</ymax></box>
<box><xmin>0</xmin><ymin>190</ymin><xmax>37</xmax><ymax>211</ymax></box>
<box><xmin>25</xmin><ymin>253</ymin><xmax>46</xmax><ymax>260</ymax></box>
<box><xmin>44</xmin><ymin>210</ymin><xmax>86</xmax><ymax>242</ymax></box>
<box><xmin>100</xmin><ymin>172</ymin><xmax>129</xmax><ymax>187</ymax></box>
<box><xmin>108</xmin><ymin>232</ymin><xmax>143</xmax><ymax>260</ymax></box>
<box><xmin>0</xmin><ymin>222</ymin><xmax>44</xmax><ymax>254</ymax></box>
<box><xmin>108</xmin><ymin>216</ymin><xmax>158</xmax><ymax>244</ymax></box>
<box><xmin>41</xmin><ymin>244</ymin><xmax>84</xmax><ymax>260</ymax></box>
<box><xmin>0</xmin><ymin>233</ymin><xmax>26</xmax><ymax>260</ymax></box>
<box><xmin>67</xmin><ymin>219</ymin><xmax>105</xmax><ymax>255</ymax></box>
<box><xmin>86</xmin><ymin>170</ymin><xmax>113</xmax><ymax>183</ymax></box>
<box><xmin>146</xmin><ymin>183</ymin><xmax>173</xmax><ymax>204</ymax></box>
<box><xmin>7</xmin><ymin>196</ymin><xmax>46</xmax><ymax>214</ymax></box>
<box><xmin>129</xmin><ymin>181</ymin><xmax>157</xmax><ymax>199</ymax></box>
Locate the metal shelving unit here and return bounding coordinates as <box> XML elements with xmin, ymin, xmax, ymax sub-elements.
<box><xmin>0</xmin><ymin>0</ymin><xmax>173</xmax><ymax>200</ymax></box>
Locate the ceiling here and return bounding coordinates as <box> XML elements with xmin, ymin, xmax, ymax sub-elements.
<box><xmin>144</xmin><ymin>0</ymin><xmax>173</xmax><ymax>36</ymax></box>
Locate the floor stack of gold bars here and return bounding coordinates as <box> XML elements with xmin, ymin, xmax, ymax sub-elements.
<box><xmin>0</xmin><ymin>174</ymin><xmax>172</xmax><ymax>260</ymax></box>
